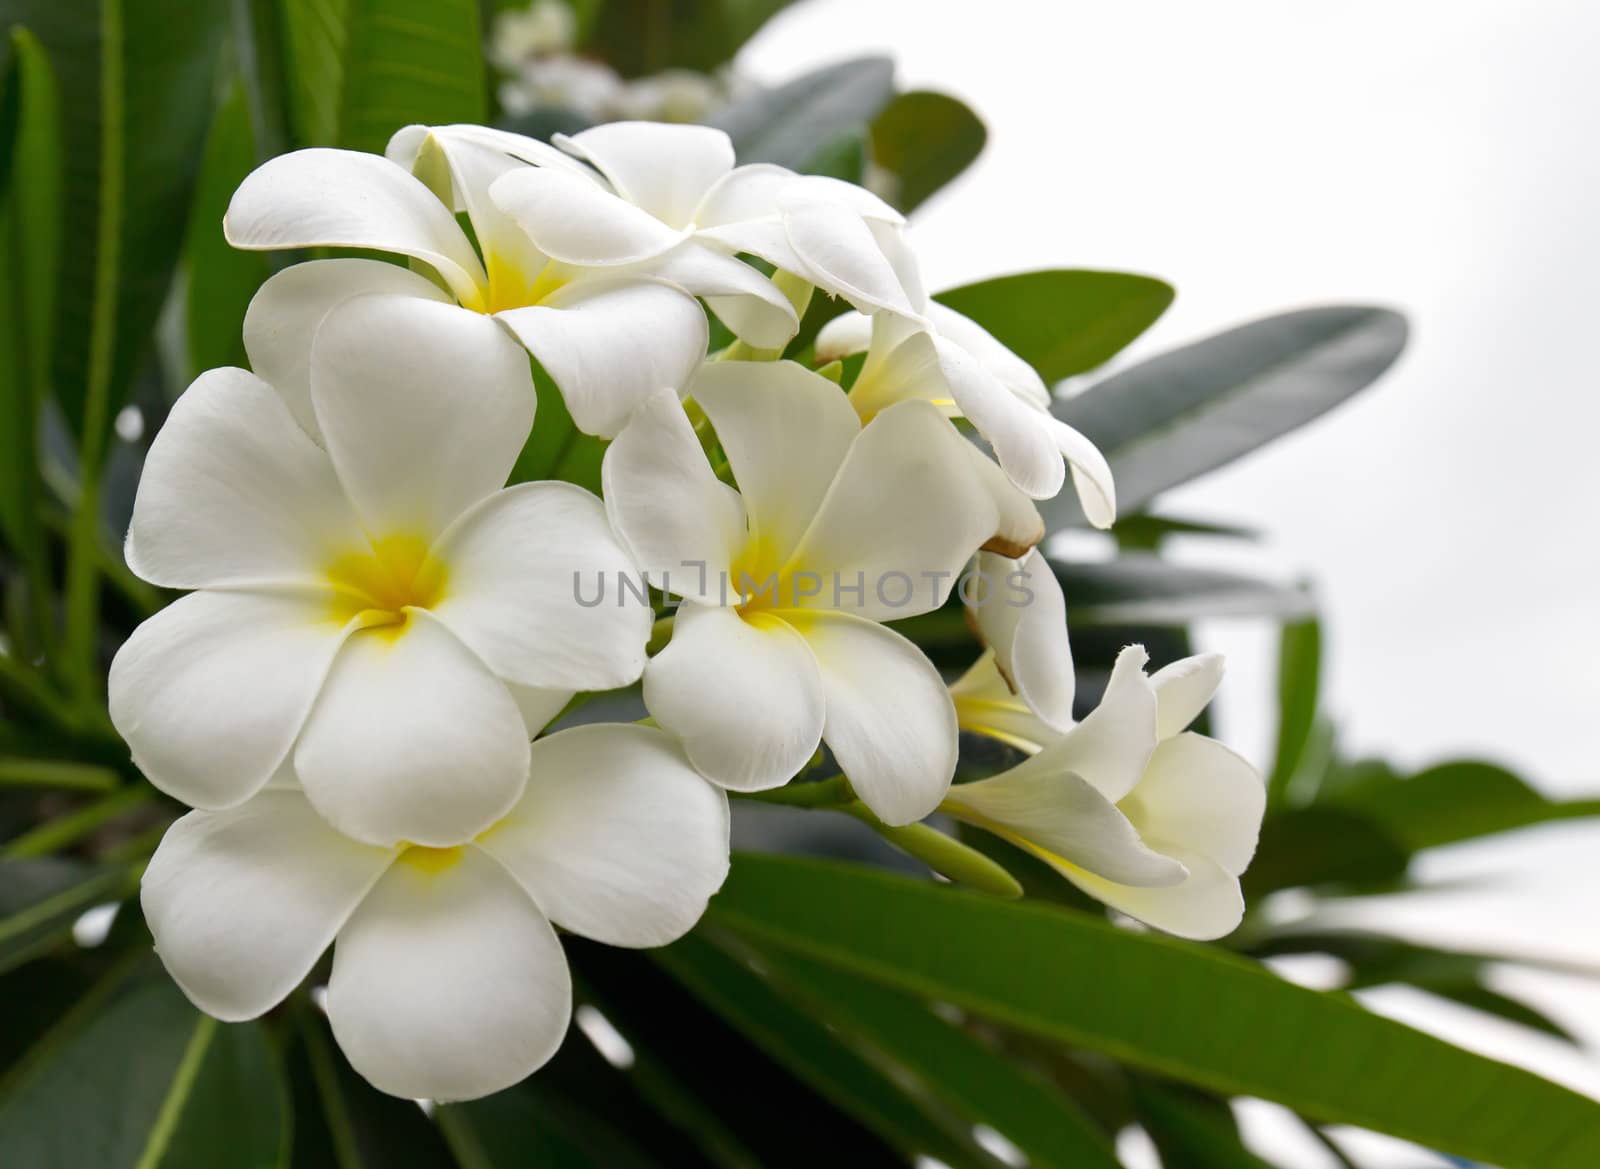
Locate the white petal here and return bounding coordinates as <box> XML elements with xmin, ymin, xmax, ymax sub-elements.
<box><xmin>428</xmin><ymin>482</ymin><xmax>651</xmax><ymax>690</ymax></box>
<box><xmin>786</xmin><ymin>401</ymin><xmax>1006</xmax><ymax>621</ymax></box>
<box><xmin>932</xmin><ymin>334</ymin><xmax>1066</xmax><ymax>501</ymax></box>
<box><xmin>109</xmin><ymin>589</ymin><xmax>354</xmax><ymax>809</ymax></box>
<box><xmin>496</xmin><ymin>277</ymin><xmax>707</xmax><ymax>439</ymax></box>
<box><xmin>787</xmin><ymin>174</ymin><xmax>906</xmax><ymax>225</ymax></box>
<box><xmin>1149</xmin><ymin>653</ymin><xmax>1226</xmax><ymax>740</ymax></box>
<box><xmin>507</xmin><ymin>683</ymin><xmax>573</xmax><ymax>737</ymax></box>
<box><xmin>310</xmin><ymin>294</ymin><xmax>534</xmax><ymax>542</ymax></box>
<box><xmin>294</xmin><ymin>612</ymin><xmax>530</xmax><ymax>847</ymax></box>
<box><xmin>780</xmin><ymin>197</ymin><xmax>916</xmax><ymax>315</ymax></box>
<box><xmin>969</xmin><ymin>548</ymin><xmax>1074</xmax><ymax>731</ymax></box>
<box><xmin>558</xmin><ymin>121</ymin><xmax>734</xmax><ymax>227</ymax></box>
<box><xmin>814</xmin><ymin>311</ymin><xmax>873</xmax><ymax>364</ymax></box>
<box><xmin>695</xmin><ymin>217</ymin><xmax>808</xmax><ymax>278</ymax></box>
<box><xmin>786</xmin><ymin>611</ymin><xmax>956</xmax><ymax>826</ymax></box>
<box><xmin>224</xmin><ymin>148</ymin><xmax>486</xmax><ymax>306</ymax></box>
<box><xmin>691</xmin><ymin>361</ymin><xmax>859</xmax><ymax>572</ymax></box>
<box><xmin>942</xmin><ymin>762</ymin><xmax>1186</xmax><ymax>888</ymax></box>
<box><xmin>126</xmin><ymin>368</ymin><xmax>365</xmax><ymax>590</ymax></box>
<box><xmin>1041</xmin><ymin>644</ymin><xmax>1158</xmax><ymax>803</ymax></box>
<box><xmin>1047</xmin><ymin>415</ymin><xmax>1117</xmax><ymax>529</ymax></box>
<box><xmin>640</xmin><ymin>242</ymin><xmax>797</xmax><ymax>349</ymax></box>
<box><xmin>490</xmin><ymin>166</ymin><xmax>689</xmax><ymax>266</ymax></box>
<box><xmin>1122</xmin><ymin>732</ymin><xmax>1265</xmax><ymax>875</ymax></box>
<box><xmin>479</xmin><ymin>723</ymin><xmax>730</xmax><ymax>946</ymax></box>
<box><xmin>601</xmin><ymin>390</ymin><xmax>746</xmax><ymax>602</ymax></box>
<box><xmin>386</xmin><ymin>123</ymin><xmax>590</xmax><ymax>181</ymax></box>
<box><xmin>243</xmin><ymin>259</ymin><xmax>453</xmax><ymax>442</ymax></box>
<box><xmin>141</xmin><ymin>791</ymin><xmax>394</xmax><ymax>1021</ymax></box>
<box><xmin>925</xmin><ymin>302</ymin><xmax>1050</xmax><ymax>410</ymax></box>
<box><xmin>950</xmin><ymin>652</ymin><xmax>1066</xmax><ymax>755</ymax></box>
<box><xmin>1065</xmin><ymin>847</ymin><xmax>1246</xmax><ymax>941</ymax></box>
<box><xmin>643</xmin><ymin>603</ymin><xmax>825</xmax><ymax>792</ymax></box>
<box><xmin>693</xmin><ymin>162</ymin><xmax>799</xmax><ymax>228</ymax></box>
<box><xmin>329</xmin><ymin>847</ymin><xmax>570</xmax><ymax>1100</ymax></box>
<box><xmin>963</xmin><ymin>442</ymin><xmax>1046</xmax><ymax>558</ymax></box>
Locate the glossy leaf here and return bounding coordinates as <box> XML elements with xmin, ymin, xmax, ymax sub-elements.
<box><xmin>184</xmin><ymin>81</ymin><xmax>270</xmax><ymax>378</ymax></box>
<box><xmin>934</xmin><ymin>269</ymin><xmax>1174</xmax><ymax>384</ymax></box>
<box><xmin>0</xmin><ymin>960</ymin><xmax>289</xmax><ymax>1168</ymax></box>
<box><xmin>279</xmin><ymin>0</ymin><xmax>486</xmax><ymax>153</ymax></box>
<box><xmin>869</xmin><ymin>89</ymin><xmax>985</xmax><ymax>212</ymax></box>
<box><xmin>1054</xmin><ymin>554</ymin><xmax>1314</xmax><ymax>626</ymax></box>
<box><xmin>708</xmin><ymin>854</ymin><xmax>1600</xmax><ymax>1169</ymax></box>
<box><xmin>1045</xmin><ymin>306</ymin><xmax>1409</xmax><ymax>527</ymax></box>
<box><xmin>1268</xmin><ymin>618</ymin><xmax>1321</xmax><ymax>807</ymax></box>
<box><xmin>711</xmin><ymin>56</ymin><xmax>895</xmax><ymax>171</ymax></box>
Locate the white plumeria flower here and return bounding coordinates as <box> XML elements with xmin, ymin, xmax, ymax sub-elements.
<box><xmin>226</xmin><ymin>123</ymin><xmax>707</xmax><ymax>439</ymax></box>
<box><xmin>109</xmin><ymin>294</ymin><xmax>649</xmax><ymax>847</ymax></box>
<box><xmin>815</xmin><ymin>296</ymin><xmax>1117</xmax><ymax>525</ymax></box>
<box><xmin>488</xmin><ymin>120</ymin><xmax>918</xmax><ymax>348</ymax></box>
<box><xmin>602</xmin><ymin>360</ymin><xmax>1043</xmax><ymax>826</ymax></box>
<box><xmin>943</xmin><ymin>645</ymin><xmax>1265</xmax><ymax>940</ymax></box>
<box><xmin>141</xmin><ymin>723</ymin><xmax>729</xmax><ymax>1101</ymax></box>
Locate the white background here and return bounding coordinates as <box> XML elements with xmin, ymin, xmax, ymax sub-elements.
<box><xmin>744</xmin><ymin>3</ymin><xmax>1599</xmax><ymax>1163</ymax></box>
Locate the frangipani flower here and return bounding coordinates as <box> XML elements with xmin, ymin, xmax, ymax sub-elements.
<box><xmin>944</xmin><ymin>646</ymin><xmax>1265</xmax><ymax>939</ymax></box>
<box><xmin>489</xmin><ymin>121</ymin><xmax>918</xmax><ymax>344</ymax></box>
<box><xmin>816</xmin><ymin>297</ymin><xmax>1117</xmax><ymax>525</ymax></box>
<box><xmin>110</xmin><ymin>294</ymin><xmax>648</xmax><ymax>847</ymax></box>
<box><xmin>227</xmin><ymin>123</ymin><xmax>706</xmax><ymax>439</ymax></box>
<box><xmin>142</xmin><ymin>724</ymin><xmax>729</xmax><ymax>1101</ymax></box>
<box><xmin>602</xmin><ymin>360</ymin><xmax>1043</xmax><ymax>826</ymax></box>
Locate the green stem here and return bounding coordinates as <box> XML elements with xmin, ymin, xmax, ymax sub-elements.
<box><xmin>1</xmin><ymin>785</ymin><xmax>149</xmax><ymax>860</ymax></box>
<box><xmin>841</xmin><ymin>802</ymin><xmax>1023</xmax><ymax>898</ymax></box>
<box><xmin>735</xmin><ymin>774</ymin><xmax>855</xmax><ymax>808</ymax></box>
<box><xmin>0</xmin><ymin>757</ymin><xmax>121</xmax><ymax>792</ymax></box>
<box><xmin>63</xmin><ymin>0</ymin><xmax>126</xmax><ymax>702</ymax></box>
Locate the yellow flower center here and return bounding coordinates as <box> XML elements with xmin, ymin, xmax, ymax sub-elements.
<box><xmin>325</xmin><ymin>533</ymin><xmax>447</xmax><ymax>633</ymax></box>
<box><xmin>397</xmin><ymin>843</ymin><xmax>466</xmax><ymax>875</ymax></box>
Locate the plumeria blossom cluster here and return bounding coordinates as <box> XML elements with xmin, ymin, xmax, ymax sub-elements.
<box><xmin>111</xmin><ymin>118</ymin><xmax>1265</xmax><ymax>1102</ymax></box>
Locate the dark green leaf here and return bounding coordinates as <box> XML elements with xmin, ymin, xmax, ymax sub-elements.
<box><xmin>1045</xmin><ymin>306</ymin><xmax>1408</xmax><ymax>527</ymax></box>
<box><xmin>585</xmin><ymin>0</ymin><xmax>795</xmax><ymax>77</ymax></box>
<box><xmin>1268</xmin><ymin>619</ymin><xmax>1321</xmax><ymax>807</ymax></box>
<box><xmin>934</xmin><ymin>269</ymin><xmax>1174</xmax><ymax>384</ymax></box>
<box><xmin>280</xmin><ymin>0</ymin><xmax>486</xmax><ymax>153</ymax></box>
<box><xmin>1131</xmin><ymin>1080</ymin><xmax>1283</xmax><ymax>1169</ymax></box>
<box><xmin>0</xmin><ymin>856</ymin><xmax>133</xmax><ymax>974</ymax></box>
<box><xmin>1110</xmin><ymin>513</ymin><xmax>1259</xmax><ymax>552</ymax></box>
<box><xmin>869</xmin><ymin>90</ymin><xmax>985</xmax><ymax>213</ymax></box>
<box><xmin>1054</xmin><ymin>554</ymin><xmax>1313</xmax><ymax>626</ymax></box>
<box><xmin>1428</xmin><ymin>984</ymin><xmax>1581</xmax><ymax>1046</ymax></box>
<box><xmin>710</xmin><ymin>56</ymin><xmax>895</xmax><ymax>171</ymax></box>
<box><xmin>1326</xmin><ymin>759</ymin><xmax>1600</xmax><ymax>851</ymax></box>
<box><xmin>508</xmin><ymin>357</ymin><xmax>607</xmax><ymax>494</ymax></box>
<box><xmin>0</xmin><ymin>960</ymin><xmax>288</xmax><ymax>1168</ymax></box>
<box><xmin>184</xmin><ymin>81</ymin><xmax>271</xmax><ymax>377</ymax></box>
<box><xmin>737</xmin><ymin>937</ymin><xmax>1123</xmax><ymax>1169</ymax></box>
<box><xmin>1242</xmin><ymin>807</ymin><xmax>1411</xmax><ymax>897</ymax></box>
<box><xmin>708</xmin><ymin>854</ymin><xmax>1600</xmax><ymax>1169</ymax></box>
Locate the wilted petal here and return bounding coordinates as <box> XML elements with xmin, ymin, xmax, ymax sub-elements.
<box><xmin>309</xmin><ymin>294</ymin><xmax>534</xmax><ymax>542</ymax></box>
<box><xmin>125</xmin><ymin>368</ymin><xmax>365</xmax><ymax>590</ymax></box>
<box><xmin>295</xmin><ymin>612</ymin><xmax>530</xmax><ymax>848</ymax></box>
<box><xmin>557</xmin><ymin>121</ymin><xmax>735</xmax><ymax>227</ymax></box>
<box><xmin>497</xmin><ymin>277</ymin><xmax>707</xmax><ymax>438</ymax></box>
<box><xmin>429</xmin><ymin>482</ymin><xmax>652</xmax><ymax>691</ymax></box>
<box><xmin>224</xmin><ymin>148</ymin><xmax>486</xmax><ymax>306</ymax></box>
<box><xmin>602</xmin><ymin>390</ymin><xmax>747</xmax><ymax>602</ymax></box>
<box><xmin>479</xmin><ymin>723</ymin><xmax>730</xmax><ymax>946</ymax></box>
<box><xmin>109</xmin><ymin>589</ymin><xmax>355</xmax><ymax>810</ymax></box>
<box><xmin>329</xmin><ymin>847</ymin><xmax>570</xmax><ymax>1100</ymax></box>
<box><xmin>968</xmin><ymin>548</ymin><xmax>1073</xmax><ymax>731</ymax></box>
<box><xmin>643</xmin><ymin>603</ymin><xmax>825</xmax><ymax>792</ymax></box>
<box><xmin>243</xmin><ymin>259</ymin><xmax>452</xmax><ymax>442</ymax></box>
<box><xmin>142</xmin><ymin>791</ymin><xmax>394</xmax><ymax>1021</ymax></box>
<box><xmin>786</xmin><ymin>611</ymin><xmax>956</xmax><ymax>826</ymax></box>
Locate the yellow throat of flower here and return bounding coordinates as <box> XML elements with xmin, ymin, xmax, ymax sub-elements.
<box><xmin>325</xmin><ymin>532</ymin><xmax>447</xmax><ymax>633</ymax></box>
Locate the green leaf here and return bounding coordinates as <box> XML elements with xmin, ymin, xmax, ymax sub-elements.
<box><xmin>9</xmin><ymin>0</ymin><xmax>229</xmax><ymax>438</ymax></box>
<box><xmin>585</xmin><ymin>0</ymin><xmax>795</xmax><ymax>78</ymax></box>
<box><xmin>1110</xmin><ymin>513</ymin><xmax>1259</xmax><ymax>553</ymax></box>
<box><xmin>280</xmin><ymin>0</ymin><xmax>486</xmax><ymax>153</ymax></box>
<box><xmin>0</xmin><ymin>857</ymin><xmax>133</xmax><ymax>974</ymax></box>
<box><xmin>1428</xmin><ymin>984</ymin><xmax>1581</xmax><ymax>1046</ymax></box>
<box><xmin>1242</xmin><ymin>806</ymin><xmax>1411</xmax><ymax>897</ymax></box>
<box><xmin>1131</xmin><ymin>1080</ymin><xmax>1283</xmax><ymax>1169</ymax></box>
<box><xmin>508</xmin><ymin>358</ymin><xmax>606</xmax><ymax>494</ymax></box>
<box><xmin>1326</xmin><ymin>759</ymin><xmax>1600</xmax><ymax>851</ymax></box>
<box><xmin>1054</xmin><ymin>554</ymin><xmax>1313</xmax><ymax>626</ymax></box>
<box><xmin>654</xmin><ymin>931</ymin><xmax>998</xmax><ymax>1168</ymax></box>
<box><xmin>710</xmin><ymin>56</ymin><xmax>895</xmax><ymax>171</ymax></box>
<box><xmin>738</xmin><ymin>937</ymin><xmax>1123</xmax><ymax>1169</ymax></box>
<box><xmin>1045</xmin><ymin>306</ymin><xmax>1409</xmax><ymax>527</ymax></box>
<box><xmin>869</xmin><ymin>90</ymin><xmax>985</xmax><ymax>213</ymax></box>
<box><xmin>184</xmin><ymin>81</ymin><xmax>271</xmax><ymax>378</ymax></box>
<box><xmin>0</xmin><ymin>960</ymin><xmax>289</xmax><ymax>1168</ymax></box>
<box><xmin>707</xmin><ymin>854</ymin><xmax>1600</xmax><ymax>1169</ymax></box>
<box><xmin>1268</xmin><ymin>618</ymin><xmax>1321</xmax><ymax>807</ymax></box>
<box><xmin>934</xmin><ymin>269</ymin><xmax>1175</xmax><ymax>384</ymax></box>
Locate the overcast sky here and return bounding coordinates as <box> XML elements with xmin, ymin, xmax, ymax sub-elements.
<box><xmin>746</xmin><ymin>2</ymin><xmax>1600</xmax><ymax>1161</ymax></box>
